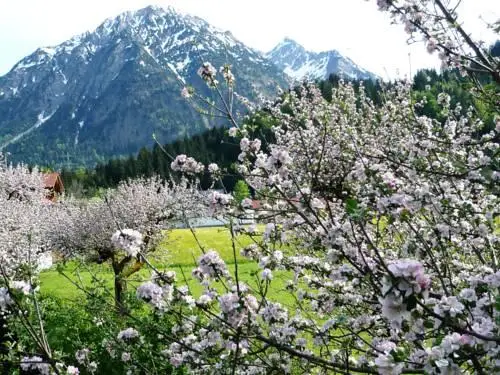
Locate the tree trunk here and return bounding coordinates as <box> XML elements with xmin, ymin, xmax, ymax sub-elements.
<box><xmin>114</xmin><ymin>274</ymin><xmax>127</xmax><ymax>315</ymax></box>
<box><xmin>111</xmin><ymin>256</ymin><xmax>128</xmax><ymax>315</ymax></box>
<box><xmin>111</xmin><ymin>255</ymin><xmax>144</xmax><ymax>315</ymax></box>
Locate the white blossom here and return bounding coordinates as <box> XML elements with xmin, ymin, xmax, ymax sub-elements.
<box><xmin>20</xmin><ymin>356</ymin><xmax>50</xmax><ymax>375</ymax></box>
<box><xmin>111</xmin><ymin>229</ymin><xmax>143</xmax><ymax>257</ymax></box>
<box><xmin>197</xmin><ymin>62</ymin><xmax>218</xmax><ymax>87</ymax></box>
<box><xmin>117</xmin><ymin>327</ymin><xmax>139</xmax><ymax>341</ymax></box>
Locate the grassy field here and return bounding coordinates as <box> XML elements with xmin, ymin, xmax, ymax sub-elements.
<box><xmin>40</xmin><ymin>227</ymin><xmax>296</xmax><ymax>307</ymax></box>
<box><xmin>42</xmin><ymin>218</ymin><xmax>500</xmax><ymax>303</ymax></box>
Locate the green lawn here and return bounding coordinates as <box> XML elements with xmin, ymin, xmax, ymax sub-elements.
<box><xmin>40</xmin><ymin>227</ymin><xmax>296</xmax><ymax>307</ymax></box>
<box><xmin>155</xmin><ymin>226</ymin><xmax>256</xmax><ymax>266</ymax></box>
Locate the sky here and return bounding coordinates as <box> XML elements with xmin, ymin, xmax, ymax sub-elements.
<box><xmin>0</xmin><ymin>0</ymin><xmax>498</xmax><ymax>78</ymax></box>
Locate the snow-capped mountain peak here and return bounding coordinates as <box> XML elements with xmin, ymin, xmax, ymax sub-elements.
<box><xmin>8</xmin><ymin>6</ymin><xmax>264</xmax><ymax>78</ymax></box>
<box><xmin>266</xmin><ymin>38</ymin><xmax>376</xmax><ymax>81</ymax></box>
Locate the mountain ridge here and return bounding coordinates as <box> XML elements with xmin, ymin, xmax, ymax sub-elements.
<box><xmin>0</xmin><ymin>5</ymin><xmax>377</xmax><ymax>168</ymax></box>
<box><xmin>0</xmin><ymin>5</ymin><xmax>286</xmax><ymax>167</ymax></box>
<box><xmin>266</xmin><ymin>37</ymin><xmax>377</xmax><ymax>81</ymax></box>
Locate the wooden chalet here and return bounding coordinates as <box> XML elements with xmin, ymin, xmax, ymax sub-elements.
<box><xmin>251</xmin><ymin>200</ymin><xmax>261</xmax><ymax>210</ymax></box>
<box><xmin>43</xmin><ymin>172</ymin><xmax>64</xmax><ymax>201</ymax></box>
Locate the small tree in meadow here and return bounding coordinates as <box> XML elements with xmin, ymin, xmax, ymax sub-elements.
<box><xmin>233</xmin><ymin>180</ymin><xmax>251</xmax><ymax>203</ymax></box>
<box><xmin>47</xmin><ymin>176</ymin><xmax>206</xmax><ymax>312</ymax></box>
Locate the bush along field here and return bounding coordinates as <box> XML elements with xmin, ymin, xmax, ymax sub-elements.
<box><xmin>1</xmin><ymin>2</ymin><xmax>500</xmax><ymax>373</ymax></box>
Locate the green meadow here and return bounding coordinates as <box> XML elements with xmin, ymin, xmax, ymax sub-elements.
<box><xmin>40</xmin><ymin>227</ymin><xmax>296</xmax><ymax>307</ymax></box>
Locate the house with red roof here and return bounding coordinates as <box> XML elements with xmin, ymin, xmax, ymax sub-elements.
<box><xmin>43</xmin><ymin>172</ymin><xmax>64</xmax><ymax>201</ymax></box>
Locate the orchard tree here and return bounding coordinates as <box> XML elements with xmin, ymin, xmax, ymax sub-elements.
<box><xmin>0</xmin><ymin>154</ymin><xmax>62</xmax><ymax>374</ymax></box>
<box><xmin>0</xmin><ymin>153</ymin><xmax>52</xmax><ymax>278</ymax></box>
<box><xmin>116</xmin><ymin>1</ymin><xmax>499</xmax><ymax>372</ymax></box>
<box><xmin>134</xmin><ymin>74</ymin><xmax>499</xmax><ymax>374</ymax></box>
<box><xmin>47</xmin><ymin>176</ymin><xmax>206</xmax><ymax>312</ymax></box>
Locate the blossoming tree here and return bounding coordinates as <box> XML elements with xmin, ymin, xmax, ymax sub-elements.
<box><xmin>129</xmin><ymin>76</ymin><xmax>498</xmax><ymax>374</ymax></box>
<box><xmin>0</xmin><ymin>155</ymin><xmax>61</xmax><ymax>373</ymax></box>
<box><xmin>119</xmin><ymin>1</ymin><xmax>499</xmax><ymax>372</ymax></box>
<box><xmin>47</xmin><ymin>176</ymin><xmax>206</xmax><ymax>312</ymax></box>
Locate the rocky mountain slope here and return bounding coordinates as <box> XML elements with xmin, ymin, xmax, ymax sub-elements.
<box><xmin>0</xmin><ymin>6</ymin><xmax>286</xmax><ymax>167</ymax></box>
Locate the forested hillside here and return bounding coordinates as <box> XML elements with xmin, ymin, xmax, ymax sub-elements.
<box><xmin>60</xmin><ymin>68</ymin><xmax>498</xmax><ymax>197</ymax></box>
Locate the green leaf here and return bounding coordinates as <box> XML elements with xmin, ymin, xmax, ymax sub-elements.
<box><xmin>346</xmin><ymin>198</ymin><xmax>358</xmax><ymax>215</ymax></box>
<box><xmin>495</xmin><ymin>295</ymin><xmax>500</xmax><ymax>311</ymax></box>
<box><xmin>390</xmin><ymin>347</ymin><xmax>408</xmax><ymax>362</ymax></box>
<box><xmin>423</xmin><ymin>319</ymin><xmax>434</xmax><ymax>329</ymax></box>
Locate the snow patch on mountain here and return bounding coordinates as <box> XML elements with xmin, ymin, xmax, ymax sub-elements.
<box><xmin>0</xmin><ymin>111</ymin><xmax>56</xmax><ymax>150</ymax></box>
